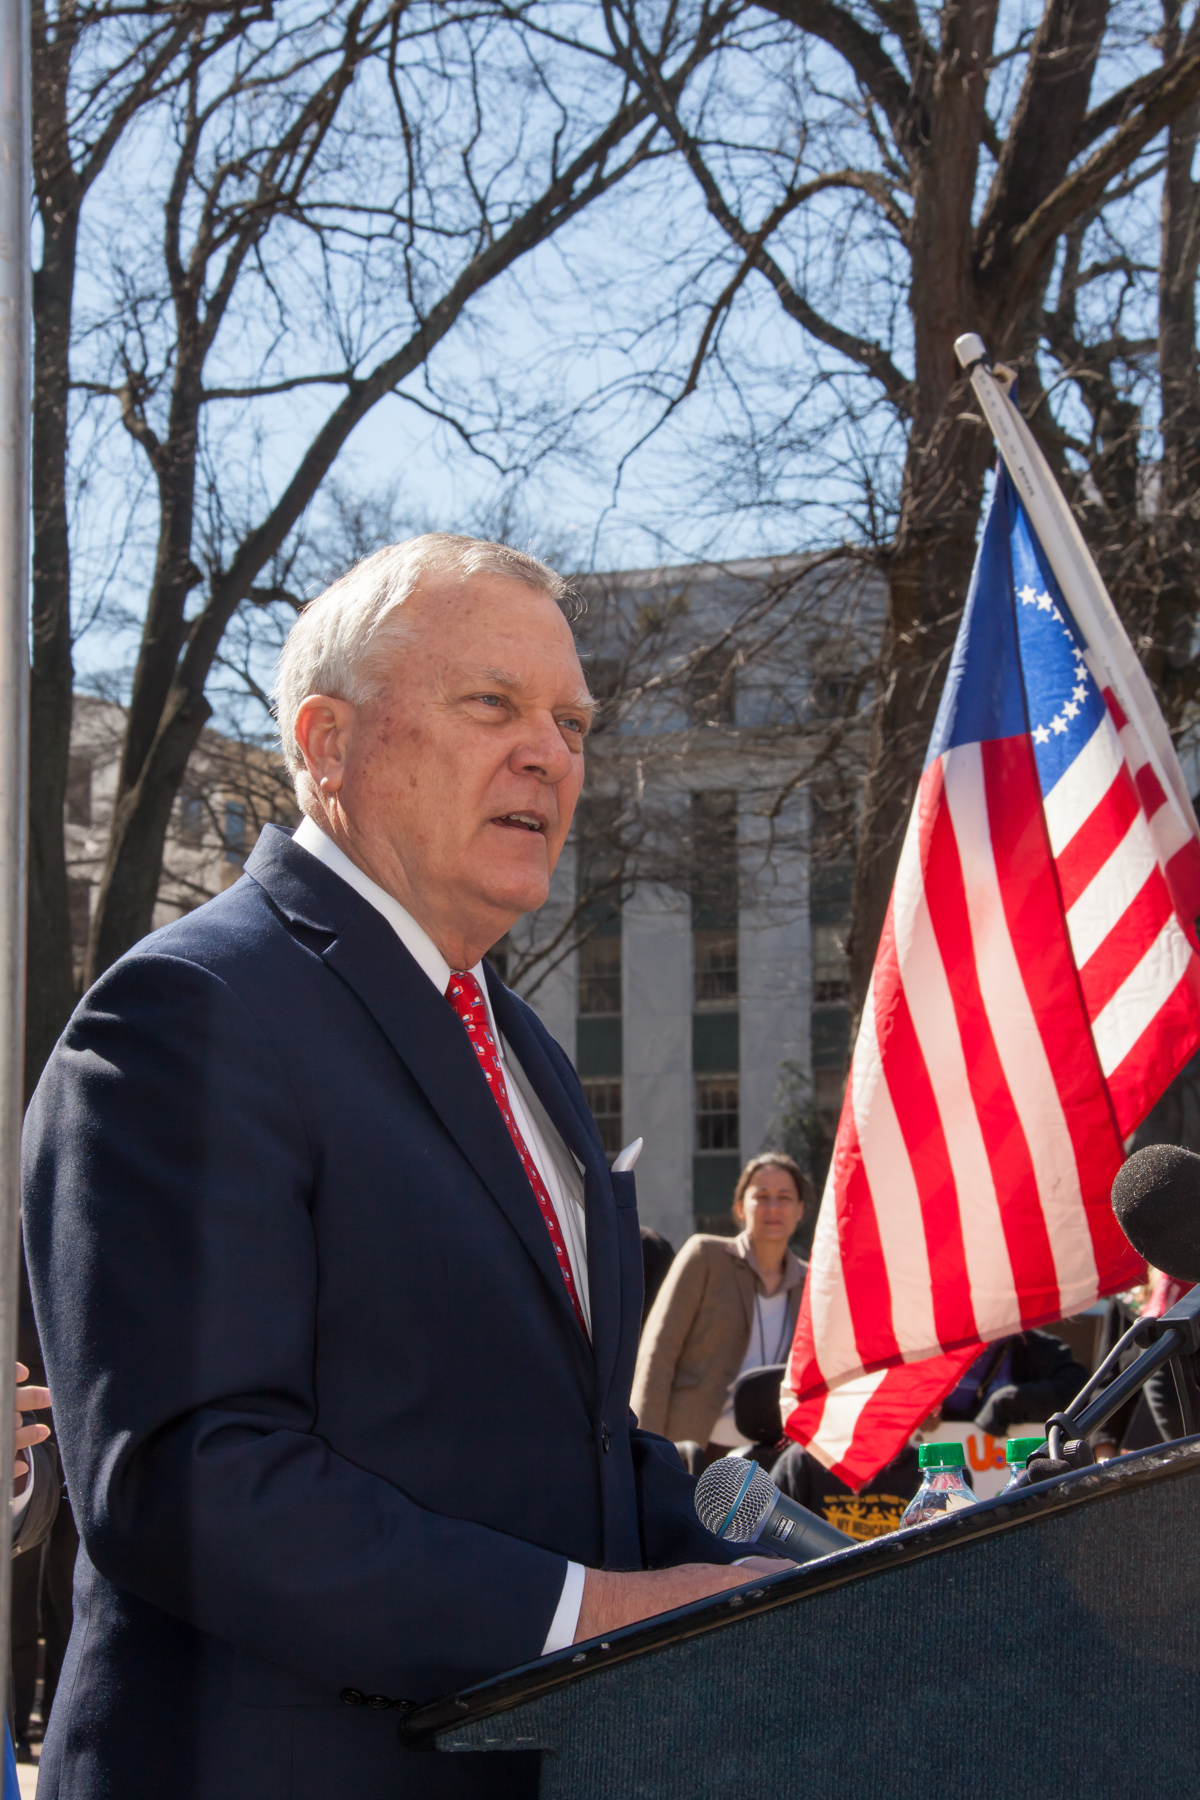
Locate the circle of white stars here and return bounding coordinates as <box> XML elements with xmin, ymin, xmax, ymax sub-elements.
<box><xmin>1018</xmin><ymin>582</ymin><xmax>1091</xmax><ymax>745</ymax></box>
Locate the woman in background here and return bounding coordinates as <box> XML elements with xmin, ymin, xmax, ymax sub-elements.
<box><xmin>632</xmin><ymin>1152</ymin><xmax>811</xmax><ymax>1463</ymax></box>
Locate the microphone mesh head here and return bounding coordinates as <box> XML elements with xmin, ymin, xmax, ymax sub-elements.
<box><xmin>1112</xmin><ymin>1144</ymin><xmax>1200</xmax><ymax>1282</ymax></box>
<box><xmin>694</xmin><ymin>1457</ymin><xmax>776</xmax><ymax>1542</ymax></box>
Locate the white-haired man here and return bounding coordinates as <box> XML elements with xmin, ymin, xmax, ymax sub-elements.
<box><xmin>24</xmin><ymin>535</ymin><xmax>779</xmax><ymax>1800</ymax></box>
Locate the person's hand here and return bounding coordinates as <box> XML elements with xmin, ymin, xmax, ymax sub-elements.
<box><xmin>574</xmin><ymin>1558</ymin><xmax>791</xmax><ymax>1643</ymax></box>
<box><xmin>14</xmin><ymin>1362</ymin><xmax>50</xmax><ymax>1492</ymax></box>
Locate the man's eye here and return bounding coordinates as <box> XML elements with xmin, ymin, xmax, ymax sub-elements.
<box><xmin>475</xmin><ymin>694</ymin><xmax>503</xmax><ymax>708</ymax></box>
<box><xmin>559</xmin><ymin>716</ymin><xmax>584</xmax><ymax>735</ymax></box>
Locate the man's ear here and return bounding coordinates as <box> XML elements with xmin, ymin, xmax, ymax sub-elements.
<box><xmin>293</xmin><ymin>694</ymin><xmax>354</xmax><ymax>794</ymax></box>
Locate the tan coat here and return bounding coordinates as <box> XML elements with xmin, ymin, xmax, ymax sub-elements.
<box><xmin>631</xmin><ymin>1232</ymin><xmax>807</xmax><ymax>1446</ymax></box>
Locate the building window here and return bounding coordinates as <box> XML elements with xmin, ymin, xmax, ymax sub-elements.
<box><xmin>691</xmin><ymin>790</ymin><xmax>738</xmax><ymax>930</ymax></box>
<box><xmin>694</xmin><ymin>930</ymin><xmax>737</xmax><ymax>1007</ymax></box>
<box><xmin>810</xmin><ymin>672</ymin><xmax>856</xmax><ymax>718</ymax></box>
<box><xmin>576</xmin><ymin>797</ymin><xmax>624</xmax><ymax>913</ymax></box>
<box><xmin>579</xmin><ymin>935</ymin><xmax>621</xmax><ymax>1015</ymax></box>
<box><xmin>813</xmin><ymin>922</ymin><xmax>851</xmax><ymax>1003</ymax></box>
<box><xmin>485</xmin><ymin>935</ymin><xmax>510</xmax><ymax>984</ymax></box>
<box><xmin>583</xmin><ymin>657</ymin><xmax>621</xmax><ymax>730</ymax></box>
<box><xmin>178</xmin><ymin>788</ymin><xmax>205</xmax><ymax>846</ymax></box>
<box><xmin>223</xmin><ymin>800</ymin><xmax>247</xmax><ymax>864</ymax></box>
<box><xmin>814</xmin><ymin>1068</ymin><xmax>846</xmax><ymax>1137</ymax></box>
<box><xmin>685</xmin><ymin>644</ymin><xmax>737</xmax><ymax>726</ymax></box>
<box><xmin>67</xmin><ymin>877</ymin><xmax>91</xmax><ymax>954</ymax></box>
<box><xmin>65</xmin><ymin>756</ymin><xmax>93</xmax><ymax>827</ymax></box>
<box><xmin>582</xmin><ymin>1077</ymin><xmax>623</xmax><ymax>1156</ymax></box>
<box><xmin>584</xmin><ymin>657</ymin><xmax>620</xmax><ymax>698</ymax></box>
<box><xmin>695</xmin><ymin>1075</ymin><xmax>739</xmax><ymax>1152</ymax></box>
<box><xmin>575</xmin><ymin>797</ymin><xmax>624</xmax><ymax>1082</ymax></box>
<box><xmin>810</xmin><ymin>783</ymin><xmax>856</xmax><ymax>864</ymax></box>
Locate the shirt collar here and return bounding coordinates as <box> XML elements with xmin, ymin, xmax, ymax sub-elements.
<box><xmin>292</xmin><ymin>816</ymin><xmax>495</xmax><ymax>1024</ymax></box>
<box><xmin>729</xmin><ymin>1229</ymin><xmax>807</xmax><ymax>1294</ymax></box>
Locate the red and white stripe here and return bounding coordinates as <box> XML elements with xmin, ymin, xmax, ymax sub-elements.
<box><xmin>783</xmin><ymin>715</ymin><xmax>1188</xmax><ymax>1488</ymax></box>
<box><xmin>1046</xmin><ymin>691</ymin><xmax>1200</xmax><ymax>1135</ymax></box>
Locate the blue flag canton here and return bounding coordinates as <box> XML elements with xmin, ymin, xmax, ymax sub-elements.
<box><xmin>1008</xmin><ymin>497</ymin><xmax>1107</xmax><ymax>797</ymax></box>
<box><xmin>926</xmin><ymin>475</ymin><xmax>1026</xmax><ymax>765</ymax></box>
<box><xmin>925</xmin><ymin>469</ymin><xmax>1109</xmax><ymax>778</ymax></box>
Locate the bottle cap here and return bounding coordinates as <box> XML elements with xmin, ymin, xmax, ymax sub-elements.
<box><xmin>918</xmin><ymin>1441</ymin><xmax>965</xmax><ymax>1469</ymax></box>
<box><xmin>1005</xmin><ymin>1436</ymin><xmax>1045</xmax><ymax>1465</ymax></box>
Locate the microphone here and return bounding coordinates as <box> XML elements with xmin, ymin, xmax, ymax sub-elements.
<box><xmin>1111</xmin><ymin>1144</ymin><xmax>1200</xmax><ymax>1280</ymax></box>
<box><xmin>694</xmin><ymin>1457</ymin><xmax>854</xmax><ymax>1561</ymax></box>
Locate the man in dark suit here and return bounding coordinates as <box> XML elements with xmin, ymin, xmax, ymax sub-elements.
<box><xmin>23</xmin><ymin>535</ymin><xmax>774</xmax><ymax>1800</ymax></box>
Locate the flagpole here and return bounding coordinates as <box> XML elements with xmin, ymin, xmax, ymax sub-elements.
<box><xmin>0</xmin><ymin>0</ymin><xmax>32</xmax><ymax>1702</ymax></box>
<box><xmin>954</xmin><ymin>332</ymin><xmax>1200</xmax><ymax>844</ymax></box>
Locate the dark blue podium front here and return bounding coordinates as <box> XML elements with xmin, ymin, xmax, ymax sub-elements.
<box><xmin>401</xmin><ymin>1438</ymin><xmax>1200</xmax><ymax>1799</ymax></box>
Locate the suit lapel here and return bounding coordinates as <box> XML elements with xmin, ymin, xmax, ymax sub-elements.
<box><xmin>486</xmin><ymin>972</ymin><xmax>620</xmax><ymax>1406</ymax></box>
<box><xmin>247</xmin><ymin>830</ymin><xmax>591</xmax><ymax>1358</ymax></box>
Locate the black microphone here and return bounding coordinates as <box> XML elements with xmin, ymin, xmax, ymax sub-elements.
<box><xmin>1111</xmin><ymin>1144</ymin><xmax>1200</xmax><ymax>1281</ymax></box>
<box><xmin>694</xmin><ymin>1457</ymin><xmax>854</xmax><ymax>1561</ymax></box>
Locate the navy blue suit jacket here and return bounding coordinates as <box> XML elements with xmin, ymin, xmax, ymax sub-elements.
<box><xmin>22</xmin><ymin>827</ymin><xmax>731</xmax><ymax>1799</ymax></box>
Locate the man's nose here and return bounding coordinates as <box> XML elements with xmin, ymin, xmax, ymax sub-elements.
<box><xmin>511</xmin><ymin>714</ymin><xmax>574</xmax><ymax>781</ymax></box>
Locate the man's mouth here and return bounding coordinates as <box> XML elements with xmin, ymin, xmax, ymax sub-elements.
<box><xmin>492</xmin><ymin>813</ymin><xmax>546</xmax><ymax>833</ymax></box>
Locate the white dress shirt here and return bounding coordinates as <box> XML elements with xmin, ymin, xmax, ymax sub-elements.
<box><xmin>292</xmin><ymin>816</ymin><xmax>586</xmax><ymax>1652</ymax></box>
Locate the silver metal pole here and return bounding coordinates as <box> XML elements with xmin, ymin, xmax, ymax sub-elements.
<box><xmin>0</xmin><ymin>0</ymin><xmax>32</xmax><ymax>1699</ymax></box>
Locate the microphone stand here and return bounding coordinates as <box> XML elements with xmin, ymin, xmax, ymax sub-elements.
<box><xmin>1007</xmin><ymin>1285</ymin><xmax>1200</xmax><ymax>1488</ymax></box>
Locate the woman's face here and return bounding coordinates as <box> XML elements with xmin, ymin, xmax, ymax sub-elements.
<box><xmin>737</xmin><ymin>1166</ymin><xmax>804</xmax><ymax>1246</ymax></box>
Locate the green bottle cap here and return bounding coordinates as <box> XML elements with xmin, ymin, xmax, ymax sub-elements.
<box><xmin>1005</xmin><ymin>1436</ymin><xmax>1045</xmax><ymax>1465</ymax></box>
<box><xmin>918</xmin><ymin>1441</ymin><xmax>965</xmax><ymax>1469</ymax></box>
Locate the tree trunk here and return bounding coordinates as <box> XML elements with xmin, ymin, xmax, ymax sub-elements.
<box><xmin>1153</xmin><ymin>23</ymin><xmax>1200</xmax><ymax>726</ymax></box>
<box><xmin>847</xmin><ymin>0</ymin><xmax>1124</xmax><ymax>1017</ymax></box>
<box><xmin>116</xmin><ymin>383</ymin><xmax>204</xmax><ymax>801</ymax></box>
<box><xmin>26</xmin><ymin>11</ymin><xmax>80</xmax><ymax>1095</ymax></box>
<box><xmin>87</xmin><ymin>684</ymin><xmax>212</xmax><ymax>978</ymax></box>
<box><xmin>847</xmin><ymin>0</ymin><xmax>998</xmax><ymax>1013</ymax></box>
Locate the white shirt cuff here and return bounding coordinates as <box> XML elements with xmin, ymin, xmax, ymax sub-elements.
<box><xmin>540</xmin><ymin>1560</ymin><xmax>585</xmax><ymax>1655</ymax></box>
<box><xmin>10</xmin><ymin>1453</ymin><xmax>33</xmax><ymax>1523</ymax></box>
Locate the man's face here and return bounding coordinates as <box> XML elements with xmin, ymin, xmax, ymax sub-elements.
<box><xmin>331</xmin><ymin>574</ymin><xmax>591</xmax><ymax>951</ymax></box>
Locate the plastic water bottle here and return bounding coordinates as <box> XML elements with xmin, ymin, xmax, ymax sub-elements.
<box><xmin>898</xmin><ymin>1442</ymin><xmax>976</xmax><ymax>1527</ymax></box>
<box><xmin>999</xmin><ymin>1436</ymin><xmax>1045</xmax><ymax>1493</ymax></box>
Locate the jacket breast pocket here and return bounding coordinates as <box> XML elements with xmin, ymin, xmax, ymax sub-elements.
<box><xmin>610</xmin><ymin>1170</ymin><xmax>638</xmax><ymax>1210</ymax></box>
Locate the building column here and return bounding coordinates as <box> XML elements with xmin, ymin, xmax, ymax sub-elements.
<box><xmin>738</xmin><ymin>788</ymin><xmax>810</xmax><ymax>1159</ymax></box>
<box><xmin>623</xmin><ymin>878</ymin><xmax>694</xmax><ymax>1251</ymax></box>
<box><xmin>511</xmin><ymin>842</ymin><xmax>577</xmax><ymax>1055</ymax></box>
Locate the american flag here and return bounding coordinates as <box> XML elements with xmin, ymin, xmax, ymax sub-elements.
<box><xmin>782</xmin><ymin>383</ymin><xmax>1200</xmax><ymax>1489</ymax></box>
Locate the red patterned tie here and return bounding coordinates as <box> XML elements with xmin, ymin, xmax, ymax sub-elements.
<box><xmin>445</xmin><ymin>971</ymin><xmax>589</xmax><ymax>1337</ymax></box>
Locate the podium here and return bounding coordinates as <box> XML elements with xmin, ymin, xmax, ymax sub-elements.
<box><xmin>401</xmin><ymin>1438</ymin><xmax>1200</xmax><ymax>1797</ymax></box>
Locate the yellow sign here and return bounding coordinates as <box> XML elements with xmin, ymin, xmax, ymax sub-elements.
<box><xmin>824</xmin><ymin>1494</ymin><xmax>913</xmax><ymax>1540</ymax></box>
